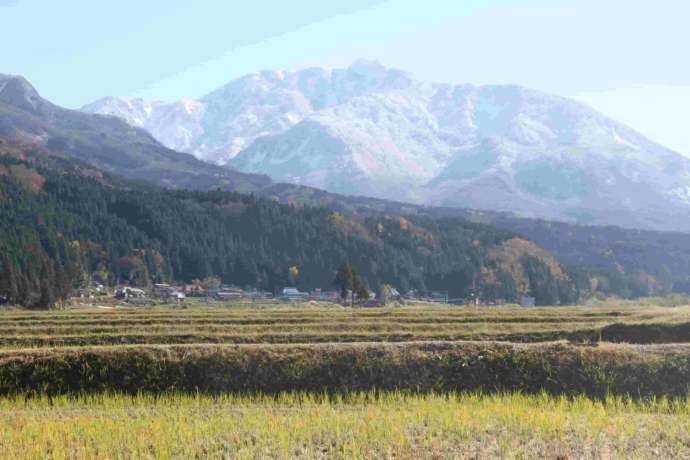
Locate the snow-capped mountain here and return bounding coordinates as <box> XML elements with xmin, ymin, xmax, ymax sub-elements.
<box><xmin>83</xmin><ymin>59</ymin><xmax>413</xmax><ymax>165</ymax></box>
<box><xmin>82</xmin><ymin>60</ymin><xmax>690</xmax><ymax>231</ymax></box>
<box><xmin>80</xmin><ymin>96</ymin><xmax>205</xmax><ymax>153</ymax></box>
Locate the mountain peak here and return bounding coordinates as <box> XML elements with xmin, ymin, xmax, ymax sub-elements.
<box><xmin>0</xmin><ymin>74</ymin><xmax>43</xmax><ymax>113</ymax></box>
<box><xmin>348</xmin><ymin>58</ymin><xmax>388</xmax><ymax>74</ymax></box>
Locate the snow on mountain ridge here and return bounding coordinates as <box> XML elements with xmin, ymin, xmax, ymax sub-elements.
<box><xmin>83</xmin><ymin>60</ymin><xmax>418</xmax><ymax>164</ymax></box>
<box><xmin>81</xmin><ymin>60</ymin><xmax>690</xmax><ymax>230</ymax></box>
<box><xmin>83</xmin><ymin>96</ymin><xmax>205</xmax><ymax>153</ymax></box>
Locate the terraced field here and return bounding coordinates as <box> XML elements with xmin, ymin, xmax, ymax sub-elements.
<box><xmin>2</xmin><ymin>303</ymin><xmax>690</xmax><ymax>458</ymax></box>
<box><xmin>1</xmin><ymin>303</ymin><xmax>689</xmax><ymax>349</ymax></box>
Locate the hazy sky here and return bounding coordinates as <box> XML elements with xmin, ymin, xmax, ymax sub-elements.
<box><xmin>2</xmin><ymin>0</ymin><xmax>689</xmax><ymax>155</ymax></box>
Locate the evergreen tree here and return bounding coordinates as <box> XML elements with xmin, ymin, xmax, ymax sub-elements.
<box><xmin>334</xmin><ymin>263</ymin><xmax>354</xmax><ymax>304</ymax></box>
<box><xmin>0</xmin><ymin>253</ymin><xmax>19</xmax><ymax>303</ymax></box>
<box><xmin>334</xmin><ymin>263</ymin><xmax>369</xmax><ymax>306</ymax></box>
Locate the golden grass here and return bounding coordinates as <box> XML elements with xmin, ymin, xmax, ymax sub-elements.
<box><xmin>1</xmin><ymin>391</ymin><xmax>688</xmax><ymax>459</ymax></box>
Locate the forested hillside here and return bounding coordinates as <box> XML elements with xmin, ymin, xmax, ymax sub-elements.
<box><xmin>262</xmin><ymin>183</ymin><xmax>690</xmax><ymax>298</ymax></box>
<box><xmin>0</xmin><ymin>141</ymin><xmax>590</xmax><ymax>308</ymax></box>
<box><xmin>485</xmin><ymin>217</ymin><xmax>690</xmax><ymax>298</ymax></box>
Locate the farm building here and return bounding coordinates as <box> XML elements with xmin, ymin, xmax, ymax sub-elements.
<box><xmin>115</xmin><ymin>287</ymin><xmax>146</xmax><ymax>301</ymax></box>
<box><xmin>520</xmin><ymin>296</ymin><xmax>536</xmax><ymax>307</ymax></box>
<box><xmin>281</xmin><ymin>287</ymin><xmax>308</xmax><ymax>300</ymax></box>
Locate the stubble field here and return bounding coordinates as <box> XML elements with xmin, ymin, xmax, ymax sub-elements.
<box><xmin>1</xmin><ymin>302</ymin><xmax>690</xmax><ymax>459</ymax></box>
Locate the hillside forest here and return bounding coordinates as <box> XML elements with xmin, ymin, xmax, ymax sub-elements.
<box><xmin>0</xmin><ymin>142</ymin><xmax>680</xmax><ymax>308</ymax></box>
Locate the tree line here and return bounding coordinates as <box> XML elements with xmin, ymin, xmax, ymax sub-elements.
<box><xmin>0</xmin><ymin>148</ymin><xmax>651</xmax><ymax>308</ymax></box>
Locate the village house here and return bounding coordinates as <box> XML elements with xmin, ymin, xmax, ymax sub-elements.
<box><xmin>115</xmin><ymin>287</ymin><xmax>147</xmax><ymax>301</ymax></box>
<box><xmin>520</xmin><ymin>296</ymin><xmax>536</xmax><ymax>307</ymax></box>
<box><xmin>280</xmin><ymin>287</ymin><xmax>308</xmax><ymax>301</ymax></box>
<box><xmin>183</xmin><ymin>284</ymin><xmax>205</xmax><ymax>297</ymax></box>
<box><xmin>162</xmin><ymin>289</ymin><xmax>186</xmax><ymax>303</ymax></box>
<box><xmin>214</xmin><ymin>287</ymin><xmax>245</xmax><ymax>301</ymax></box>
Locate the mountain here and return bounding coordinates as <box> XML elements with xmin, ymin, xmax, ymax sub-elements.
<box><xmin>82</xmin><ymin>59</ymin><xmax>416</xmax><ymax>165</ymax></box>
<box><xmin>83</xmin><ymin>60</ymin><xmax>690</xmax><ymax>232</ymax></box>
<box><xmin>0</xmin><ymin>139</ymin><xmax>582</xmax><ymax>308</ymax></box>
<box><xmin>8</xmin><ymin>73</ymin><xmax>690</xmax><ymax>301</ymax></box>
<box><xmin>0</xmin><ymin>73</ymin><xmax>270</xmax><ymax>192</ymax></box>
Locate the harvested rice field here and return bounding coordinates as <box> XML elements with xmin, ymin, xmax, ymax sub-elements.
<box><xmin>1</xmin><ymin>303</ymin><xmax>689</xmax><ymax>348</ymax></box>
<box><xmin>3</xmin><ymin>392</ymin><xmax>690</xmax><ymax>459</ymax></box>
<box><xmin>2</xmin><ymin>302</ymin><xmax>690</xmax><ymax>458</ymax></box>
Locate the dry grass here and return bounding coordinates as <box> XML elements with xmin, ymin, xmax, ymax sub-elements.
<box><xmin>0</xmin><ymin>303</ymin><xmax>688</xmax><ymax>349</ymax></box>
<box><xmin>1</xmin><ymin>391</ymin><xmax>689</xmax><ymax>459</ymax></box>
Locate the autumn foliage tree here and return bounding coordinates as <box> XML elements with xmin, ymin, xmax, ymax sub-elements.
<box><xmin>288</xmin><ymin>266</ymin><xmax>300</xmax><ymax>285</ymax></box>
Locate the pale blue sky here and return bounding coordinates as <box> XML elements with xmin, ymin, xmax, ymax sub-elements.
<box><xmin>2</xmin><ymin>0</ymin><xmax>689</xmax><ymax>155</ymax></box>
